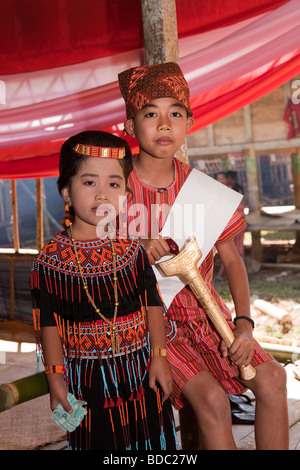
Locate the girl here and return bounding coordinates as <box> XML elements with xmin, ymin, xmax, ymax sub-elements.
<box><xmin>30</xmin><ymin>130</ymin><xmax>178</xmax><ymax>450</ymax></box>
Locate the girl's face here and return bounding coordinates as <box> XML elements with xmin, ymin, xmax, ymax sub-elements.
<box><xmin>62</xmin><ymin>157</ymin><xmax>127</xmax><ymax>240</ymax></box>
<box><xmin>124</xmin><ymin>98</ymin><xmax>194</xmax><ymax>161</ymax></box>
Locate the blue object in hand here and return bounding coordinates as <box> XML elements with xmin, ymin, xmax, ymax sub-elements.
<box><xmin>52</xmin><ymin>393</ymin><xmax>87</xmax><ymax>432</ymax></box>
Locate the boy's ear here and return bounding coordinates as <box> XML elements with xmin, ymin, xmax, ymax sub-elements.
<box><xmin>124</xmin><ymin>119</ymin><xmax>135</xmax><ymax>137</ymax></box>
<box><xmin>186</xmin><ymin>116</ymin><xmax>195</xmax><ymax>134</ymax></box>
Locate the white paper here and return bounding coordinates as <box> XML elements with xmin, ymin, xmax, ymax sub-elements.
<box><xmin>153</xmin><ymin>169</ymin><xmax>242</xmax><ymax>309</ymax></box>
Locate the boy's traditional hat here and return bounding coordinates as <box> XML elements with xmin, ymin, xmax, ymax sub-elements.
<box><xmin>118</xmin><ymin>62</ymin><xmax>193</xmax><ymax>119</ymax></box>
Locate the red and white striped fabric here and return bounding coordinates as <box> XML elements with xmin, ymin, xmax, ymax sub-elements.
<box><xmin>0</xmin><ymin>0</ymin><xmax>299</xmax><ymax>179</ymax></box>
<box><xmin>127</xmin><ymin>156</ymin><xmax>272</xmax><ymax>409</ymax></box>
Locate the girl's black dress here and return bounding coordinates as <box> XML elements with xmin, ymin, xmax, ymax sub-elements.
<box><xmin>31</xmin><ymin>231</ymin><xmax>178</xmax><ymax>450</ymax></box>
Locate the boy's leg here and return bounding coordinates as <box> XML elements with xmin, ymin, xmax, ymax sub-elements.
<box><xmin>181</xmin><ymin>371</ymin><xmax>237</xmax><ymax>450</ymax></box>
<box><xmin>241</xmin><ymin>359</ymin><xmax>289</xmax><ymax>450</ymax></box>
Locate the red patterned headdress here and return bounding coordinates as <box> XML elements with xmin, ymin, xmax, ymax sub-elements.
<box><xmin>73</xmin><ymin>143</ymin><xmax>125</xmax><ymax>159</ymax></box>
<box><xmin>118</xmin><ymin>62</ymin><xmax>193</xmax><ymax>119</ymax></box>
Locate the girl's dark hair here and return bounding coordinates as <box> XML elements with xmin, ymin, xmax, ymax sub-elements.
<box><xmin>57</xmin><ymin>130</ymin><xmax>133</xmax><ymax>194</ymax></box>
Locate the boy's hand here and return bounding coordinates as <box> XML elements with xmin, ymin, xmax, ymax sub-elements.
<box><xmin>47</xmin><ymin>374</ymin><xmax>73</xmax><ymax>413</ymax></box>
<box><xmin>142</xmin><ymin>236</ymin><xmax>170</xmax><ymax>264</ymax></box>
<box><xmin>220</xmin><ymin>322</ymin><xmax>254</xmax><ymax>369</ymax></box>
<box><xmin>148</xmin><ymin>357</ymin><xmax>173</xmax><ymax>401</ymax></box>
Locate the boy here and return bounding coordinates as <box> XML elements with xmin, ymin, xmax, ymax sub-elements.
<box><xmin>118</xmin><ymin>63</ymin><xmax>289</xmax><ymax>450</ymax></box>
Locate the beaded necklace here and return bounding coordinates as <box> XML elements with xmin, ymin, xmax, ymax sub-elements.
<box><xmin>69</xmin><ymin>223</ymin><xmax>120</xmax><ymax>355</ymax></box>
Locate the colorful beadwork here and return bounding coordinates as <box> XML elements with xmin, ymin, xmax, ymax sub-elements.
<box><xmin>31</xmin><ymin>231</ymin><xmax>178</xmax><ymax>450</ymax></box>
<box><xmin>73</xmin><ymin>143</ymin><xmax>125</xmax><ymax>159</ymax></box>
<box><xmin>45</xmin><ymin>365</ymin><xmax>65</xmax><ymax>375</ymax></box>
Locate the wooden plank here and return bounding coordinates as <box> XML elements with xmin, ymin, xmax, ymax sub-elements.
<box><xmin>289</xmin><ymin>422</ymin><xmax>300</xmax><ymax>450</ymax></box>
<box><xmin>188</xmin><ymin>139</ymin><xmax>300</xmax><ymax>157</ymax></box>
<box><xmin>0</xmin><ymin>321</ymin><xmax>35</xmax><ymax>343</ymax></box>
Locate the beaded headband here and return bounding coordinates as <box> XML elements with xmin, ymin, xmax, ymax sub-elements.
<box><xmin>73</xmin><ymin>143</ymin><xmax>125</xmax><ymax>159</ymax></box>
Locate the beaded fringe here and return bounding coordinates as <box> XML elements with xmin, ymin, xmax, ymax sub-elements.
<box><xmin>31</xmin><ymin>281</ymin><xmax>175</xmax><ymax>450</ymax></box>
<box><xmin>30</xmin><ymin>237</ymin><xmax>178</xmax><ymax>450</ymax></box>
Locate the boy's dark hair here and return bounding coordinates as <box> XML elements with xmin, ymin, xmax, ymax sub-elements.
<box><xmin>57</xmin><ymin>130</ymin><xmax>133</xmax><ymax>194</ymax></box>
<box><xmin>226</xmin><ymin>170</ymin><xmax>237</xmax><ymax>180</ymax></box>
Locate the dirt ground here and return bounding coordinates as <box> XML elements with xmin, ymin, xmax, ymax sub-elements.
<box><xmin>214</xmin><ymin>241</ymin><xmax>300</xmax><ymax>346</ymax></box>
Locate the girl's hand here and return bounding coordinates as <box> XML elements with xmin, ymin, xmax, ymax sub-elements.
<box><xmin>148</xmin><ymin>357</ymin><xmax>173</xmax><ymax>401</ymax></box>
<box><xmin>220</xmin><ymin>322</ymin><xmax>254</xmax><ymax>369</ymax></box>
<box><xmin>142</xmin><ymin>236</ymin><xmax>170</xmax><ymax>265</ymax></box>
<box><xmin>47</xmin><ymin>374</ymin><xmax>73</xmax><ymax>413</ymax></box>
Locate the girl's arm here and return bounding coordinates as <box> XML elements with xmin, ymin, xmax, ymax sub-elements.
<box><xmin>216</xmin><ymin>239</ymin><xmax>254</xmax><ymax>368</ymax></box>
<box><xmin>41</xmin><ymin>326</ymin><xmax>72</xmax><ymax>413</ymax></box>
<box><xmin>146</xmin><ymin>305</ymin><xmax>173</xmax><ymax>401</ymax></box>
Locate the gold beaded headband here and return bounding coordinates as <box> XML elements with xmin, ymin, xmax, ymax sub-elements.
<box><xmin>73</xmin><ymin>143</ymin><xmax>125</xmax><ymax>159</ymax></box>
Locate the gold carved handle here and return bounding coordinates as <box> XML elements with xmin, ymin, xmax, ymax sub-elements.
<box><xmin>185</xmin><ymin>271</ymin><xmax>256</xmax><ymax>381</ymax></box>
<box><xmin>159</xmin><ymin>237</ymin><xmax>256</xmax><ymax>381</ymax></box>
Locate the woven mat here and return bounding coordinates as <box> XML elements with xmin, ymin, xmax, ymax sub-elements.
<box><xmin>0</xmin><ymin>350</ymin><xmax>66</xmax><ymax>450</ymax></box>
<box><xmin>0</xmin><ymin>395</ymin><xmax>66</xmax><ymax>450</ymax></box>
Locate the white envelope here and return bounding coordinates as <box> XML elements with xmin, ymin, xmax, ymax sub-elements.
<box><xmin>153</xmin><ymin>168</ymin><xmax>242</xmax><ymax>309</ymax></box>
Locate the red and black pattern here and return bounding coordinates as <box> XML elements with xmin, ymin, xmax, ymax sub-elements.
<box><xmin>118</xmin><ymin>62</ymin><xmax>193</xmax><ymax>119</ymax></box>
<box><xmin>35</xmin><ymin>232</ymin><xmax>140</xmax><ymax>277</ymax></box>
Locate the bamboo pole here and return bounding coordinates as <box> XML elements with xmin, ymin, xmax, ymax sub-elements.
<box><xmin>0</xmin><ymin>340</ymin><xmax>298</xmax><ymax>414</ymax></box>
<box><xmin>259</xmin><ymin>342</ymin><xmax>300</xmax><ymax>363</ymax></box>
<box><xmin>0</xmin><ymin>372</ymin><xmax>48</xmax><ymax>412</ymax></box>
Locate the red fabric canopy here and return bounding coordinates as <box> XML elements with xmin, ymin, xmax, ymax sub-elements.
<box><xmin>0</xmin><ymin>0</ymin><xmax>289</xmax><ymax>75</ymax></box>
<box><xmin>0</xmin><ymin>0</ymin><xmax>297</xmax><ymax>180</ymax></box>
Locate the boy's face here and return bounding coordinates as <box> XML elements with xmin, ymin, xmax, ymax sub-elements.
<box><xmin>124</xmin><ymin>98</ymin><xmax>194</xmax><ymax>160</ymax></box>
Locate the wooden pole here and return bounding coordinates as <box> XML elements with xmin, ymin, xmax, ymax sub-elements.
<box><xmin>141</xmin><ymin>0</ymin><xmax>179</xmax><ymax>65</ymax></box>
<box><xmin>291</xmin><ymin>152</ymin><xmax>300</xmax><ymax>209</ymax></box>
<box><xmin>9</xmin><ymin>180</ymin><xmax>19</xmax><ymax>321</ymax></box>
<box><xmin>291</xmin><ymin>151</ymin><xmax>300</xmax><ymax>250</ymax></box>
<box><xmin>10</xmin><ymin>180</ymin><xmax>19</xmax><ymax>252</ymax></box>
<box><xmin>141</xmin><ymin>0</ymin><xmax>188</xmax><ymax>163</ymax></box>
<box><xmin>245</xmin><ymin>143</ymin><xmax>263</xmax><ymax>261</ymax></box>
<box><xmin>36</xmin><ymin>178</ymin><xmax>43</xmax><ymax>252</ymax></box>
<box><xmin>141</xmin><ymin>0</ymin><xmax>200</xmax><ymax>448</ymax></box>
<box><xmin>9</xmin><ymin>258</ymin><xmax>14</xmax><ymax>320</ymax></box>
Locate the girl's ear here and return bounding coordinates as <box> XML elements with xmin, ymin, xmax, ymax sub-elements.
<box><xmin>61</xmin><ymin>187</ymin><xmax>71</xmax><ymax>205</ymax></box>
<box><xmin>124</xmin><ymin>119</ymin><xmax>135</xmax><ymax>137</ymax></box>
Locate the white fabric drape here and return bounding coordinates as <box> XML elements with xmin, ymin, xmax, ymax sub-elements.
<box><xmin>0</xmin><ymin>0</ymin><xmax>299</xmax><ymax>177</ymax></box>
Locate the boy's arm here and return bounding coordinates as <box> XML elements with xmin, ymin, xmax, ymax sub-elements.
<box><xmin>216</xmin><ymin>240</ymin><xmax>254</xmax><ymax>368</ymax></box>
<box><xmin>146</xmin><ymin>305</ymin><xmax>173</xmax><ymax>401</ymax></box>
<box><xmin>41</xmin><ymin>326</ymin><xmax>72</xmax><ymax>413</ymax></box>
<box><xmin>141</xmin><ymin>236</ymin><xmax>170</xmax><ymax>264</ymax></box>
